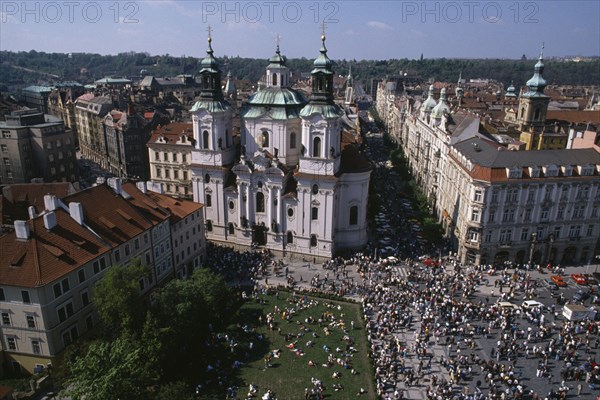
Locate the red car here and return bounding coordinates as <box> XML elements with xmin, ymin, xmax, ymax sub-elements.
<box><xmin>571</xmin><ymin>274</ymin><xmax>588</xmax><ymax>285</ymax></box>
<box><xmin>423</xmin><ymin>258</ymin><xmax>441</xmax><ymax>267</ymax></box>
<box><xmin>551</xmin><ymin>275</ymin><xmax>567</xmax><ymax>287</ymax></box>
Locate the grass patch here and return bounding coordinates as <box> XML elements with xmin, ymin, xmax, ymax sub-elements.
<box><xmin>227</xmin><ymin>289</ymin><xmax>374</xmax><ymax>399</ymax></box>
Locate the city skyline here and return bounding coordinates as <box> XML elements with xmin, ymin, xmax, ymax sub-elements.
<box><xmin>0</xmin><ymin>1</ymin><xmax>599</xmax><ymax>60</ymax></box>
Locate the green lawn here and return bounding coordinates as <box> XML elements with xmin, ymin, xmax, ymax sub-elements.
<box><xmin>226</xmin><ymin>289</ymin><xmax>375</xmax><ymax>399</ymax></box>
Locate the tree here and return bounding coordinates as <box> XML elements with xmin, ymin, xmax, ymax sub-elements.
<box><xmin>62</xmin><ymin>336</ymin><xmax>159</xmax><ymax>400</ymax></box>
<box><xmin>150</xmin><ymin>268</ymin><xmax>236</xmax><ymax>379</ymax></box>
<box><xmin>93</xmin><ymin>258</ymin><xmax>149</xmax><ymax>337</ymax></box>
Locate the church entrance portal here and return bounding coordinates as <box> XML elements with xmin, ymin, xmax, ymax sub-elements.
<box><xmin>252</xmin><ymin>223</ymin><xmax>268</xmax><ymax>246</ymax></box>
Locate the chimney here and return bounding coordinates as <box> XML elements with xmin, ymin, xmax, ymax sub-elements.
<box><xmin>136</xmin><ymin>181</ymin><xmax>147</xmax><ymax>194</ymax></box>
<box><xmin>43</xmin><ymin>211</ymin><xmax>57</xmax><ymax>230</ymax></box>
<box><xmin>108</xmin><ymin>177</ymin><xmax>122</xmax><ymax>195</ymax></box>
<box><xmin>28</xmin><ymin>206</ymin><xmax>37</xmax><ymax>219</ymax></box>
<box><xmin>69</xmin><ymin>202</ymin><xmax>84</xmax><ymax>225</ymax></box>
<box><xmin>14</xmin><ymin>220</ymin><xmax>30</xmax><ymax>240</ymax></box>
<box><xmin>44</xmin><ymin>194</ymin><xmax>57</xmax><ymax>211</ymax></box>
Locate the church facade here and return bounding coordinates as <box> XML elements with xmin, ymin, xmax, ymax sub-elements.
<box><xmin>190</xmin><ymin>33</ymin><xmax>371</xmax><ymax>258</ymax></box>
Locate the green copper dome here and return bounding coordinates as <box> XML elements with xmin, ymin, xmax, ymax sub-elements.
<box><xmin>421</xmin><ymin>85</ymin><xmax>437</xmax><ymax>113</ymax></box>
<box><xmin>523</xmin><ymin>46</ymin><xmax>548</xmax><ymax>98</ymax></box>
<box><xmin>432</xmin><ymin>87</ymin><xmax>450</xmax><ymax>118</ymax></box>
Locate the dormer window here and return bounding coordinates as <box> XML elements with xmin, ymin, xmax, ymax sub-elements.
<box><xmin>561</xmin><ymin>165</ymin><xmax>573</xmax><ymax>177</ymax></box>
<box><xmin>529</xmin><ymin>166</ymin><xmax>540</xmax><ymax>178</ymax></box>
<box><xmin>578</xmin><ymin>164</ymin><xmax>594</xmax><ymax>176</ymax></box>
<box><xmin>543</xmin><ymin>165</ymin><xmax>558</xmax><ymax>177</ymax></box>
<box><xmin>506</xmin><ymin>166</ymin><xmax>522</xmax><ymax>179</ymax></box>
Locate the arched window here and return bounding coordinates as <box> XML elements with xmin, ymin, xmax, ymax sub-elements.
<box><xmin>204</xmin><ymin>173</ymin><xmax>210</xmax><ymax>183</ymax></box>
<box><xmin>290</xmin><ymin>132</ymin><xmax>297</xmax><ymax>149</ymax></box>
<box><xmin>310</xmin><ymin>234</ymin><xmax>317</xmax><ymax>247</ymax></box>
<box><xmin>349</xmin><ymin>205</ymin><xmax>358</xmax><ymax>225</ymax></box>
<box><xmin>256</xmin><ymin>192</ymin><xmax>265</xmax><ymax>213</ymax></box>
<box><xmin>287</xmin><ymin>231</ymin><xmax>293</xmax><ymax>244</ymax></box>
<box><xmin>206</xmin><ymin>220</ymin><xmax>213</xmax><ymax>231</ymax></box>
<box><xmin>272</xmin><ymin>73</ymin><xmax>278</xmax><ymax>86</ymax></box>
<box><xmin>520</xmin><ymin>107</ymin><xmax>525</xmax><ymax>121</ymax></box>
<box><xmin>205</xmin><ymin>194</ymin><xmax>212</xmax><ymax>207</ymax></box>
<box><xmin>202</xmin><ymin>130</ymin><xmax>209</xmax><ymax>149</ymax></box>
<box><xmin>261</xmin><ymin>131</ymin><xmax>269</xmax><ymax>148</ymax></box>
<box><xmin>313</xmin><ymin>137</ymin><xmax>321</xmax><ymax>157</ymax></box>
<box><xmin>228</xmin><ymin>223</ymin><xmax>234</xmax><ymax>235</ymax></box>
<box><xmin>534</xmin><ymin>108</ymin><xmax>541</xmax><ymax>121</ymax></box>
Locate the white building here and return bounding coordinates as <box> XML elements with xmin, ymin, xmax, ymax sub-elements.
<box><xmin>190</xmin><ymin>34</ymin><xmax>371</xmax><ymax>258</ymax></box>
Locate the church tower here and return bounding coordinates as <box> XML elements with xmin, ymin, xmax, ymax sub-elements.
<box><xmin>299</xmin><ymin>31</ymin><xmax>344</xmax><ymax>176</ymax></box>
<box><xmin>190</xmin><ymin>29</ymin><xmax>234</xmax><ymax>242</ymax></box>
<box><xmin>518</xmin><ymin>45</ymin><xmax>550</xmax><ymax>132</ymax></box>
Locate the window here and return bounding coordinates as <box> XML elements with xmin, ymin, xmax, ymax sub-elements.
<box><xmin>468</xmin><ymin>229</ymin><xmax>478</xmax><ymax>242</ymax></box>
<box><xmin>573</xmin><ymin>205</ymin><xmax>585</xmax><ymax>218</ymax></box>
<box><xmin>311</xmin><ymin>207</ymin><xmax>318</xmax><ymax>220</ymax></box>
<box><xmin>206</xmin><ymin>220</ymin><xmax>213</xmax><ymax>232</ymax></box>
<box><xmin>474</xmin><ymin>190</ymin><xmax>482</xmax><ymax>202</ymax></box>
<box><xmin>587</xmin><ymin>225</ymin><xmax>595</xmax><ymax>237</ymax></box>
<box><xmin>26</xmin><ymin>315</ymin><xmax>35</xmax><ymax>328</ymax></box>
<box><xmin>0</xmin><ymin>288</ymin><xmax>4</xmax><ymax>301</ymax></box>
<box><xmin>287</xmin><ymin>208</ymin><xmax>294</xmax><ymax>218</ymax></box>
<box><xmin>540</xmin><ymin>207</ymin><xmax>549</xmax><ymax>221</ymax></box>
<box><xmin>349</xmin><ymin>205</ymin><xmax>358</xmax><ymax>225</ymax></box>
<box><xmin>290</xmin><ymin>132</ymin><xmax>297</xmax><ymax>149</ymax></box>
<box><xmin>115</xmin><ymin>249</ymin><xmax>121</xmax><ymax>262</ymax></box>
<box><xmin>553</xmin><ymin>226</ymin><xmax>561</xmax><ymax>239</ymax></box>
<box><xmin>0</xmin><ymin>144</ymin><xmax>7</xmax><ymax>152</ymax></box>
<box><xmin>261</xmin><ymin>130</ymin><xmax>269</xmax><ymax>147</ymax></box>
<box><xmin>204</xmin><ymin>173</ymin><xmax>210</xmax><ymax>183</ymax></box>
<box><xmin>81</xmin><ymin>291</ymin><xmax>90</xmax><ymax>307</ymax></box>
<box><xmin>557</xmin><ymin>206</ymin><xmax>565</xmax><ymax>220</ymax></box>
<box><xmin>21</xmin><ymin>290</ymin><xmax>30</xmax><ymax>304</ymax></box>
<box><xmin>156</xmin><ymin>167</ymin><xmax>161</xmax><ymax>178</ymax></box>
<box><xmin>287</xmin><ymin>231</ymin><xmax>294</xmax><ymax>244</ymax></box>
<box><xmin>485</xmin><ymin>231</ymin><xmax>492</xmax><ymax>243</ymax></box>
<box><xmin>7</xmin><ymin>337</ymin><xmax>16</xmax><ymax>351</ymax></box>
<box><xmin>312</xmin><ymin>137</ymin><xmax>321</xmax><ymax>157</ymax></box>
<box><xmin>256</xmin><ymin>192</ymin><xmax>265</xmax><ymax>213</ymax></box>
<box><xmin>527</xmin><ymin>190</ymin><xmax>535</xmax><ymax>202</ymax></box>
<box><xmin>502</xmin><ymin>208</ymin><xmax>515</xmax><ymax>222</ymax></box>
<box><xmin>471</xmin><ymin>208</ymin><xmax>480</xmax><ymax>222</ymax></box>
<box><xmin>31</xmin><ymin>340</ymin><xmax>41</xmax><ymax>355</ymax></box>
<box><xmin>125</xmin><ymin>244</ymin><xmax>130</xmax><ymax>256</ymax></box>
<box><xmin>205</xmin><ymin>194</ymin><xmax>212</xmax><ymax>207</ymax></box>
<box><xmin>53</xmin><ymin>278</ymin><xmax>70</xmax><ymax>299</ymax></box>
<box><xmin>229</xmin><ymin>200</ymin><xmax>235</xmax><ymax>210</ymax></box>
<box><xmin>203</xmin><ymin>130</ymin><xmax>210</xmax><ymax>149</ymax></box>
<box><xmin>499</xmin><ymin>229</ymin><xmax>512</xmax><ymax>243</ymax></box>
<box><xmin>163</xmin><ymin>152</ymin><xmax>168</xmax><ymax>161</ymax></box>
<box><xmin>57</xmin><ymin>302</ymin><xmax>74</xmax><ymax>323</ymax></box>
<box><xmin>183</xmin><ymin>171</ymin><xmax>188</xmax><ymax>180</ymax></box>
<box><xmin>172</xmin><ymin>153</ymin><xmax>177</xmax><ymax>162</ymax></box>
<box><xmin>523</xmin><ymin>208</ymin><xmax>532</xmax><ymax>222</ymax></box>
<box><xmin>134</xmin><ymin>238</ymin><xmax>140</xmax><ymax>250</ymax></box>
<box><xmin>520</xmin><ymin>228</ymin><xmax>529</xmax><ymax>241</ymax></box>
<box><xmin>568</xmin><ymin>225</ymin><xmax>581</xmax><ymax>238</ymax></box>
<box><xmin>310</xmin><ymin>234</ymin><xmax>317</xmax><ymax>247</ymax></box>
<box><xmin>182</xmin><ymin>154</ymin><xmax>187</xmax><ymax>163</ymax></box>
<box><xmin>228</xmin><ymin>223</ymin><xmax>234</xmax><ymax>235</ymax></box>
<box><xmin>165</xmin><ymin>169</ymin><xmax>170</xmax><ymax>179</ymax></box>
<box><xmin>93</xmin><ymin>261</ymin><xmax>100</xmax><ymax>274</ymax></box>
<box><xmin>488</xmin><ymin>210</ymin><xmax>495</xmax><ymax>223</ymax></box>
<box><xmin>62</xmin><ymin>326</ymin><xmax>78</xmax><ymax>346</ymax></box>
<box><xmin>2</xmin><ymin>312</ymin><xmax>10</xmax><ymax>325</ymax></box>
<box><xmin>312</xmin><ymin>184</ymin><xmax>319</xmax><ymax>195</ymax></box>
<box><xmin>155</xmin><ymin>151</ymin><xmax>159</xmax><ymax>161</ymax></box>
<box><xmin>507</xmin><ymin>189</ymin><xmax>518</xmax><ymax>202</ymax></box>
<box><xmin>174</xmin><ymin>170</ymin><xmax>179</xmax><ymax>180</ymax></box>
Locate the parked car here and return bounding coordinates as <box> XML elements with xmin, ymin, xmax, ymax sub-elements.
<box><xmin>573</xmin><ymin>290</ymin><xmax>590</xmax><ymax>302</ymax></box>
<box><xmin>522</xmin><ymin>300</ymin><xmax>545</xmax><ymax>311</ymax></box>
<box><xmin>571</xmin><ymin>274</ymin><xmax>588</xmax><ymax>285</ymax></box>
<box><xmin>551</xmin><ymin>275</ymin><xmax>567</xmax><ymax>287</ymax></box>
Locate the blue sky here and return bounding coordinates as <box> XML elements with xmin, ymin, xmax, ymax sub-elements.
<box><xmin>1</xmin><ymin>1</ymin><xmax>599</xmax><ymax>60</ymax></box>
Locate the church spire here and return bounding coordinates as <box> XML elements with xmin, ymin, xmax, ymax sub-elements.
<box><xmin>309</xmin><ymin>26</ymin><xmax>335</xmax><ymax>104</ymax></box>
<box><xmin>198</xmin><ymin>26</ymin><xmax>224</xmax><ymax>101</ymax></box>
<box><xmin>524</xmin><ymin>43</ymin><xmax>547</xmax><ymax>96</ymax></box>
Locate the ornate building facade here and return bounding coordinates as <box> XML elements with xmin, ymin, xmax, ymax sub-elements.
<box><xmin>190</xmin><ymin>33</ymin><xmax>371</xmax><ymax>258</ymax></box>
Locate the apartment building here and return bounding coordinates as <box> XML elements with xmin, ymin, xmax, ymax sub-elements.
<box><xmin>0</xmin><ymin>179</ymin><xmax>205</xmax><ymax>375</ymax></box>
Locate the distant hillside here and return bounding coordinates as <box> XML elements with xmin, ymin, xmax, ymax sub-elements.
<box><xmin>1</xmin><ymin>50</ymin><xmax>598</xmax><ymax>93</ymax></box>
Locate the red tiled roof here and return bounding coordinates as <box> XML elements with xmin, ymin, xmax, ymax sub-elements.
<box><xmin>547</xmin><ymin>110</ymin><xmax>600</xmax><ymax>125</ymax></box>
<box><xmin>0</xmin><ymin>210</ymin><xmax>111</xmax><ymax>288</ymax></box>
<box><xmin>63</xmin><ymin>184</ymin><xmax>161</xmax><ymax>247</ymax></box>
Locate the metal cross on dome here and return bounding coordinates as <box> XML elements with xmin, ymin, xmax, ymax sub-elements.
<box><xmin>207</xmin><ymin>25</ymin><xmax>213</xmax><ymax>40</ymax></box>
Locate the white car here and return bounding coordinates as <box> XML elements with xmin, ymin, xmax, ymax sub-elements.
<box><xmin>521</xmin><ymin>300</ymin><xmax>545</xmax><ymax>311</ymax></box>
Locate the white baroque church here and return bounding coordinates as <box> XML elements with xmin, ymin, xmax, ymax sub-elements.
<box><xmin>190</xmin><ymin>33</ymin><xmax>372</xmax><ymax>258</ymax></box>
